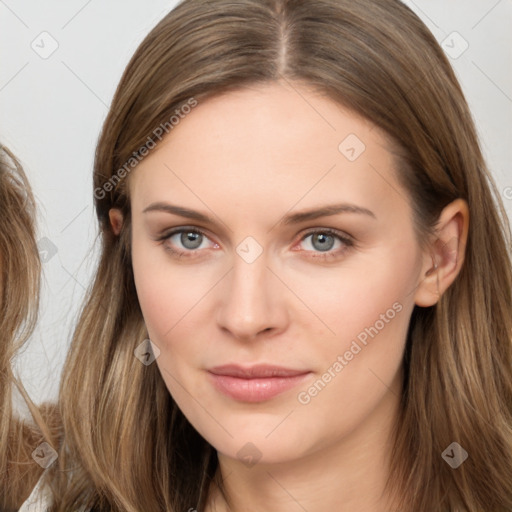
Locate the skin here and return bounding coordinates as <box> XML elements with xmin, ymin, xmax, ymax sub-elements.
<box><xmin>110</xmin><ymin>80</ymin><xmax>469</xmax><ymax>512</ymax></box>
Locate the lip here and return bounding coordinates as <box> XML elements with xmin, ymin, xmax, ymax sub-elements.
<box><xmin>207</xmin><ymin>364</ymin><xmax>312</xmax><ymax>402</ymax></box>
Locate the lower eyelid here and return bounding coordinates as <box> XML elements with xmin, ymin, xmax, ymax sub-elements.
<box><xmin>295</xmin><ymin>235</ymin><xmax>353</xmax><ymax>259</ymax></box>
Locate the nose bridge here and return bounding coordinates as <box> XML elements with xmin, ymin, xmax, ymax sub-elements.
<box><xmin>216</xmin><ymin>242</ymin><xmax>284</xmax><ymax>339</ymax></box>
<box><xmin>231</xmin><ymin>248</ymin><xmax>272</xmax><ymax>315</ymax></box>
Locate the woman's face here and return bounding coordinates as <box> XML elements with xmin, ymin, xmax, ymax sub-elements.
<box><xmin>128</xmin><ymin>81</ymin><xmax>430</xmax><ymax>466</ymax></box>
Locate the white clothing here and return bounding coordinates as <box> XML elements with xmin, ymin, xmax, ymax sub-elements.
<box><xmin>18</xmin><ymin>474</ymin><xmax>52</xmax><ymax>512</ymax></box>
<box><xmin>18</xmin><ymin>474</ymin><xmax>90</xmax><ymax>512</ymax></box>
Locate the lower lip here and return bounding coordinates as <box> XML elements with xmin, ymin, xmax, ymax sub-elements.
<box><xmin>208</xmin><ymin>372</ymin><xmax>312</xmax><ymax>402</ymax></box>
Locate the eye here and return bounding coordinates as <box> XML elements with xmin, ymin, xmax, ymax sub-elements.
<box><xmin>158</xmin><ymin>227</ymin><xmax>218</xmax><ymax>258</ymax></box>
<box><xmin>157</xmin><ymin>226</ymin><xmax>354</xmax><ymax>262</ymax></box>
<box><xmin>296</xmin><ymin>228</ymin><xmax>354</xmax><ymax>261</ymax></box>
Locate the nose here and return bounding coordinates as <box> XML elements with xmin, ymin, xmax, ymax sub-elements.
<box><xmin>215</xmin><ymin>248</ymin><xmax>288</xmax><ymax>341</ymax></box>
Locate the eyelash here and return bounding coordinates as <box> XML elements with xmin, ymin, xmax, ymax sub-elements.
<box><xmin>157</xmin><ymin>227</ymin><xmax>355</xmax><ymax>262</ymax></box>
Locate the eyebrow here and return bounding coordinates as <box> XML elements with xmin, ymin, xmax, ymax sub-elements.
<box><xmin>142</xmin><ymin>202</ymin><xmax>376</xmax><ymax>225</ymax></box>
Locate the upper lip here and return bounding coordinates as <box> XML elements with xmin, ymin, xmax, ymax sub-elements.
<box><xmin>208</xmin><ymin>364</ymin><xmax>310</xmax><ymax>379</ymax></box>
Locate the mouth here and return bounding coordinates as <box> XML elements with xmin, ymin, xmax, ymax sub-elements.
<box><xmin>207</xmin><ymin>364</ymin><xmax>312</xmax><ymax>402</ymax></box>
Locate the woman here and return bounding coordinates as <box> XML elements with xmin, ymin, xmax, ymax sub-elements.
<box><xmin>21</xmin><ymin>0</ymin><xmax>512</xmax><ymax>510</ymax></box>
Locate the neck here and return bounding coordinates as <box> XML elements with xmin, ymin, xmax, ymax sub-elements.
<box><xmin>206</xmin><ymin>378</ymin><xmax>403</xmax><ymax>512</ymax></box>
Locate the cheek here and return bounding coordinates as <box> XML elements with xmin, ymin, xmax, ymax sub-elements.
<box><xmin>287</xmin><ymin>244</ymin><xmax>418</xmax><ymax>416</ymax></box>
<box><xmin>133</xmin><ymin>260</ymin><xmax>206</xmax><ymax>343</ymax></box>
<box><xmin>291</xmin><ymin>246</ymin><xmax>418</xmax><ymax>354</ymax></box>
<box><xmin>131</xmin><ymin>236</ymin><xmax>223</xmax><ymax>370</ymax></box>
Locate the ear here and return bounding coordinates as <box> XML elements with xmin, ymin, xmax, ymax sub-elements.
<box><xmin>108</xmin><ymin>208</ymin><xmax>124</xmax><ymax>236</ymax></box>
<box><xmin>414</xmin><ymin>198</ymin><xmax>469</xmax><ymax>307</ymax></box>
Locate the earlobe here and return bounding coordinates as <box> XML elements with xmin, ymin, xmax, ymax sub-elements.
<box><xmin>414</xmin><ymin>199</ymin><xmax>469</xmax><ymax>307</ymax></box>
<box><xmin>109</xmin><ymin>208</ymin><xmax>124</xmax><ymax>236</ymax></box>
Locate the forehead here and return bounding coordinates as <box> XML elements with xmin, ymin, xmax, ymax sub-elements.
<box><xmin>129</xmin><ymin>81</ymin><xmax>409</xmax><ymax>226</ymax></box>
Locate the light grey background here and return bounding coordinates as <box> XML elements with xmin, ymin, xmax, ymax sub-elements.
<box><xmin>1</xmin><ymin>0</ymin><xmax>511</xmax><ymax>405</ymax></box>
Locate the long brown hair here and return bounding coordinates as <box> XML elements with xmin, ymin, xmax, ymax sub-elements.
<box><xmin>0</xmin><ymin>145</ymin><xmax>55</xmax><ymax>510</ymax></box>
<box><xmin>47</xmin><ymin>1</ymin><xmax>512</xmax><ymax>510</ymax></box>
